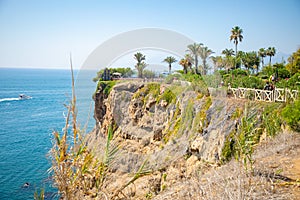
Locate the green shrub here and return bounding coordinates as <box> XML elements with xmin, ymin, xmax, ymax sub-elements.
<box><xmin>221</xmin><ymin>131</ymin><xmax>236</xmax><ymax>162</ymax></box>
<box><xmin>282</xmin><ymin>99</ymin><xmax>300</xmax><ymax>132</ymax></box>
<box><xmin>230</xmin><ymin>69</ymin><xmax>249</xmax><ymax>76</ymax></box>
<box><xmin>218</xmin><ymin>70</ymin><xmax>228</xmax><ymax>77</ymax></box>
<box><xmin>287</xmin><ymin>73</ymin><xmax>300</xmax><ymax>89</ymax></box>
<box><xmin>277</xmin><ymin>68</ymin><xmax>290</xmax><ymax>79</ymax></box>
<box><xmin>224</xmin><ymin>75</ymin><xmax>264</xmax><ymax>89</ymax></box>
<box><xmin>261</xmin><ymin>66</ymin><xmax>274</xmax><ymax>77</ymax></box>
<box><xmin>275</xmin><ymin>72</ymin><xmax>300</xmax><ymax>89</ymax></box>
<box><xmin>262</xmin><ymin>103</ymin><xmax>283</xmax><ymax>136</ymax></box>
<box><xmin>103</xmin><ymin>81</ymin><xmax>117</xmax><ymax>95</ymax></box>
<box><xmin>202</xmin><ymin>74</ymin><xmax>222</xmax><ymax>88</ymax></box>
<box><xmin>164</xmin><ymin>73</ymin><xmax>182</xmax><ymax>84</ymax></box>
<box><xmin>158</xmin><ymin>89</ymin><xmax>176</xmax><ymax>104</ymax></box>
<box><xmin>93</xmin><ymin>80</ymin><xmax>117</xmax><ymax>99</ymax></box>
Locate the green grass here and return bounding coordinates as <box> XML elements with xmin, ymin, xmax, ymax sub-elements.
<box><xmin>99</xmin><ymin>80</ymin><xmax>117</xmax><ymax>95</ymax></box>
<box><xmin>157</xmin><ymin>88</ymin><xmax>176</xmax><ymax>104</ymax></box>
<box><xmin>192</xmin><ymin>96</ymin><xmax>212</xmax><ymax>137</ymax></box>
<box><xmin>221</xmin><ymin>131</ymin><xmax>236</xmax><ymax>162</ymax></box>
<box><xmin>93</xmin><ymin>80</ymin><xmax>117</xmax><ymax>99</ymax></box>
<box><xmin>132</xmin><ymin>83</ymin><xmax>160</xmax><ymax>103</ymax></box>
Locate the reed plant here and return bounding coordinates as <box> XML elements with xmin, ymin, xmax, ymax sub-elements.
<box><xmin>49</xmin><ymin>58</ymin><xmax>152</xmax><ymax>199</ymax></box>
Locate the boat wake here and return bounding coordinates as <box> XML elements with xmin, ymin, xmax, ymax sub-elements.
<box><xmin>0</xmin><ymin>98</ymin><xmax>20</xmax><ymax>103</ymax></box>
<box><xmin>0</xmin><ymin>95</ymin><xmax>32</xmax><ymax>103</ymax></box>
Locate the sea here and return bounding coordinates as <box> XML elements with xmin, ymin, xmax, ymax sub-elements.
<box><xmin>0</xmin><ymin>68</ymin><xmax>97</xmax><ymax>200</ymax></box>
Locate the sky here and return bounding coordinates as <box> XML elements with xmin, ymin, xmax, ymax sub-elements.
<box><xmin>0</xmin><ymin>0</ymin><xmax>299</xmax><ymax>70</ymax></box>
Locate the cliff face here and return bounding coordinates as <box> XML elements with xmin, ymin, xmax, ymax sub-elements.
<box><xmin>86</xmin><ymin>81</ymin><xmax>300</xmax><ymax>199</ymax></box>
<box><xmin>86</xmin><ymin>81</ymin><xmax>251</xmax><ymax>198</ymax></box>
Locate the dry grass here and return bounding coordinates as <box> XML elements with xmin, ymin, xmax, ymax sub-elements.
<box><xmin>48</xmin><ymin>63</ymin><xmax>152</xmax><ymax>199</ymax></box>
<box><xmin>154</xmin><ymin>131</ymin><xmax>300</xmax><ymax>200</ymax></box>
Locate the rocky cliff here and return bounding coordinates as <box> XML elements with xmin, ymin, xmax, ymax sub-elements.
<box><xmin>86</xmin><ymin>80</ymin><xmax>255</xmax><ymax>198</ymax></box>
<box><xmin>84</xmin><ymin>80</ymin><xmax>300</xmax><ymax>199</ymax></box>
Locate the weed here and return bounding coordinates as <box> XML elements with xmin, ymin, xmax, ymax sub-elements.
<box><xmin>49</xmin><ymin>65</ymin><xmax>152</xmax><ymax>199</ymax></box>
<box><xmin>34</xmin><ymin>188</ymin><xmax>44</xmax><ymax>200</ymax></box>
<box><xmin>262</xmin><ymin>103</ymin><xmax>283</xmax><ymax>136</ymax></box>
<box><xmin>157</xmin><ymin>88</ymin><xmax>176</xmax><ymax>104</ymax></box>
<box><xmin>282</xmin><ymin>99</ymin><xmax>300</xmax><ymax>131</ymax></box>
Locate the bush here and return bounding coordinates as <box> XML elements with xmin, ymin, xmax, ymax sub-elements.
<box><xmin>230</xmin><ymin>69</ymin><xmax>249</xmax><ymax>76</ymax></box>
<box><xmin>261</xmin><ymin>66</ymin><xmax>274</xmax><ymax>77</ymax></box>
<box><xmin>224</xmin><ymin>75</ymin><xmax>264</xmax><ymax>89</ymax></box>
<box><xmin>164</xmin><ymin>73</ymin><xmax>182</xmax><ymax>84</ymax></box>
<box><xmin>275</xmin><ymin>72</ymin><xmax>300</xmax><ymax>89</ymax></box>
<box><xmin>287</xmin><ymin>73</ymin><xmax>300</xmax><ymax>89</ymax></box>
<box><xmin>218</xmin><ymin>70</ymin><xmax>228</xmax><ymax>77</ymax></box>
<box><xmin>262</xmin><ymin>103</ymin><xmax>283</xmax><ymax>136</ymax></box>
<box><xmin>277</xmin><ymin>68</ymin><xmax>290</xmax><ymax>79</ymax></box>
<box><xmin>282</xmin><ymin>99</ymin><xmax>300</xmax><ymax>132</ymax></box>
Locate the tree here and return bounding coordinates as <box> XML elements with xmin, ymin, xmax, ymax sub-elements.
<box><xmin>236</xmin><ymin>50</ymin><xmax>245</xmax><ymax>69</ymax></box>
<box><xmin>223</xmin><ymin>56</ymin><xmax>235</xmax><ymax>71</ymax></box>
<box><xmin>143</xmin><ymin>69</ymin><xmax>156</xmax><ymax>79</ymax></box>
<box><xmin>134</xmin><ymin>52</ymin><xmax>147</xmax><ymax>78</ymax></box>
<box><xmin>93</xmin><ymin>67</ymin><xmax>134</xmax><ymax>82</ymax></box>
<box><xmin>286</xmin><ymin>48</ymin><xmax>300</xmax><ymax>75</ymax></box>
<box><xmin>187</xmin><ymin>42</ymin><xmax>203</xmax><ymax>74</ymax></box>
<box><xmin>230</xmin><ymin>26</ymin><xmax>243</xmax><ymax>68</ymax></box>
<box><xmin>134</xmin><ymin>52</ymin><xmax>146</xmax><ymax>65</ymax></box>
<box><xmin>179</xmin><ymin>54</ymin><xmax>192</xmax><ymax>74</ymax></box>
<box><xmin>199</xmin><ymin>46</ymin><xmax>214</xmax><ymax>75</ymax></box>
<box><xmin>266</xmin><ymin>47</ymin><xmax>276</xmax><ymax>66</ymax></box>
<box><xmin>136</xmin><ymin>62</ymin><xmax>147</xmax><ymax>78</ymax></box>
<box><xmin>241</xmin><ymin>51</ymin><xmax>260</xmax><ymax>73</ymax></box>
<box><xmin>163</xmin><ymin>56</ymin><xmax>177</xmax><ymax>74</ymax></box>
<box><xmin>222</xmin><ymin>48</ymin><xmax>235</xmax><ymax>57</ymax></box>
<box><xmin>258</xmin><ymin>48</ymin><xmax>266</xmax><ymax>68</ymax></box>
<box><xmin>211</xmin><ymin>56</ymin><xmax>219</xmax><ymax>72</ymax></box>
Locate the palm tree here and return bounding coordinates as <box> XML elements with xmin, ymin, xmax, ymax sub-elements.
<box><xmin>230</xmin><ymin>26</ymin><xmax>243</xmax><ymax>68</ymax></box>
<box><xmin>222</xmin><ymin>48</ymin><xmax>235</xmax><ymax>57</ymax></box>
<box><xmin>211</xmin><ymin>56</ymin><xmax>218</xmax><ymax>72</ymax></box>
<box><xmin>199</xmin><ymin>46</ymin><xmax>214</xmax><ymax>75</ymax></box>
<box><xmin>266</xmin><ymin>47</ymin><xmax>276</xmax><ymax>66</ymax></box>
<box><xmin>179</xmin><ymin>54</ymin><xmax>192</xmax><ymax>74</ymax></box>
<box><xmin>186</xmin><ymin>42</ymin><xmax>203</xmax><ymax>74</ymax></box>
<box><xmin>134</xmin><ymin>52</ymin><xmax>146</xmax><ymax>65</ymax></box>
<box><xmin>258</xmin><ymin>48</ymin><xmax>266</xmax><ymax>68</ymax></box>
<box><xmin>136</xmin><ymin>62</ymin><xmax>147</xmax><ymax>78</ymax></box>
<box><xmin>134</xmin><ymin>52</ymin><xmax>146</xmax><ymax>78</ymax></box>
<box><xmin>241</xmin><ymin>51</ymin><xmax>260</xmax><ymax>73</ymax></box>
<box><xmin>163</xmin><ymin>56</ymin><xmax>177</xmax><ymax>74</ymax></box>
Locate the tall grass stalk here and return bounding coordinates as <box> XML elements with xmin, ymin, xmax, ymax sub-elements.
<box><xmin>49</xmin><ymin>59</ymin><xmax>152</xmax><ymax>199</ymax></box>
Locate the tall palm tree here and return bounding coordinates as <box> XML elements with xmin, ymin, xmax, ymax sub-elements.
<box><xmin>258</xmin><ymin>48</ymin><xmax>266</xmax><ymax>68</ymax></box>
<box><xmin>134</xmin><ymin>52</ymin><xmax>146</xmax><ymax>78</ymax></box>
<box><xmin>199</xmin><ymin>46</ymin><xmax>214</xmax><ymax>75</ymax></box>
<box><xmin>179</xmin><ymin>54</ymin><xmax>192</xmax><ymax>74</ymax></box>
<box><xmin>163</xmin><ymin>56</ymin><xmax>177</xmax><ymax>74</ymax></box>
<box><xmin>266</xmin><ymin>47</ymin><xmax>276</xmax><ymax>66</ymax></box>
<box><xmin>230</xmin><ymin>26</ymin><xmax>243</xmax><ymax>68</ymax></box>
<box><xmin>222</xmin><ymin>48</ymin><xmax>235</xmax><ymax>57</ymax></box>
<box><xmin>186</xmin><ymin>42</ymin><xmax>203</xmax><ymax>74</ymax></box>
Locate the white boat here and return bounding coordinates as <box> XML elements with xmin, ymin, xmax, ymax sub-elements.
<box><xmin>19</xmin><ymin>94</ymin><xmax>31</xmax><ymax>100</ymax></box>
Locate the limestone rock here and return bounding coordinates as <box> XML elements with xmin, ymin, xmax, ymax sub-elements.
<box><xmin>86</xmin><ymin>81</ymin><xmax>256</xmax><ymax>199</ymax></box>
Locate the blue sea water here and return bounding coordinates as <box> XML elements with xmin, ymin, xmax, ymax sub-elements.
<box><xmin>0</xmin><ymin>68</ymin><xmax>96</xmax><ymax>200</ymax></box>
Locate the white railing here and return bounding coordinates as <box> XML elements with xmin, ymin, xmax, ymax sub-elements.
<box><xmin>230</xmin><ymin>87</ymin><xmax>298</xmax><ymax>102</ymax></box>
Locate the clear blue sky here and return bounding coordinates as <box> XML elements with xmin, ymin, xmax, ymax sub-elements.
<box><xmin>0</xmin><ymin>0</ymin><xmax>299</xmax><ymax>69</ymax></box>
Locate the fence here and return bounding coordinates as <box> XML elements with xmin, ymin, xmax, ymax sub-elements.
<box><xmin>230</xmin><ymin>87</ymin><xmax>298</xmax><ymax>102</ymax></box>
